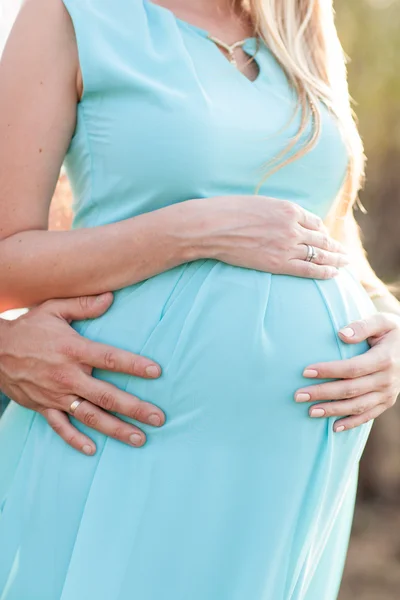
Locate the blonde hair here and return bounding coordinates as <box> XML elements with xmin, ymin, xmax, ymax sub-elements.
<box><xmin>244</xmin><ymin>0</ymin><xmax>365</xmax><ymax>238</ymax></box>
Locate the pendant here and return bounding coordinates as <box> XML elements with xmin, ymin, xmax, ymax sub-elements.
<box><xmin>208</xmin><ymin>35</ymin><xmax>248</xmax><ymax>69</ymax></box>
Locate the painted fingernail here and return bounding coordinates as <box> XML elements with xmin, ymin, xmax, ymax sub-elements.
<box><xmin>335</xmin><ymin>425</ymin><xmax>345</xmax><ymax>433</ymax></box>
<box><xmin>148</xmin><ymin>413</ymin><xmax>162</xmax><ymax>426</ymax></box>
<box><xmin>129</xmin><ymin>433</ymin><xmax>144</xmax><ymax>446</ymax></box>
<box><xmin>310</xmin><ymin>408</ymin><xmax>325</xmax><ymax>418</ymax></box>
<box><xmin>145</xmin><ymin>365</ymin><xmax>161</xmax><ymax>378</ymax></box>
<box><xmin>83</xmin><ymin>445</ymin><xmax>94</xmax><ymax>455</ymax></box>
<box><xmin>303</xmin><ymin>369</ymin><xmax>318</xmax><ymax>378</ymax></box>
<box><xmin>339</xmin><ymin>327</ymin><xmax>355</xmax><ymax>338</ymax></box>
<box><xmin>295</xmin><ymin>393</ymin><xmax>311</xmax><ymax>402</ymax></box>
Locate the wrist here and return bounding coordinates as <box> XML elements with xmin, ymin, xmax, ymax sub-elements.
<box><xmin>160</xmin><ymin>198</ymin><xmax>218</xmax><ymax>263</ymax></box>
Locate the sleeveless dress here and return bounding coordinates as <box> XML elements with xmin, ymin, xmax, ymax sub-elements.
<box><xmin>0</xmin><ymin>2</ymin><xmax>376</xmax><ymax>599</ymax></box>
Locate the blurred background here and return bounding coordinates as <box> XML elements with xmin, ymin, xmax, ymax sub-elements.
<box><xmin>0</xmin><ymin>0</ymin><xmax>399</xmax><ymax>598</ymax></box>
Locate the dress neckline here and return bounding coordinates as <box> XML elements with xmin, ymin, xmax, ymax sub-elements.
<box><xmin>144</xmin><ymin>1</ymin><xmax>257</xmax><ymax>44</ymax></box>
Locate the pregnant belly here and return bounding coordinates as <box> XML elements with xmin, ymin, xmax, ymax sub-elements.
<box><xmin>0</xmin><ymin>260</ymin><xmax>376</xmax><ymax>600</ymax></box>
<box><xmin>73</xmin><ymin>259</ymin><xmax>376</xmax><ymax>448</ymax></box>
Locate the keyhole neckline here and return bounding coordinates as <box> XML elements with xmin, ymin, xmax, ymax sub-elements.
<box><xmin>144</xmin><ymin>1</ymin><xmax>262</xmax><ymax>84</ymax></box>
<box><xmin>144</xmin><ymin>1</ymin><xmax>258</xmax><ymax>45</ymax></box>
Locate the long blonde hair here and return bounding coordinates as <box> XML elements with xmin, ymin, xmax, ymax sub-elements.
<box><xmin>245</xmin><ymin>0</ymin><xmax>365</xmax><ymax>237</ymax></box>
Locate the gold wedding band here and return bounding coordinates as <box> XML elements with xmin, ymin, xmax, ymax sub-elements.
<box><xmin>69</xmin><ymin>399</ymin><xmax>83</xmax><ymax>414</ymax></box>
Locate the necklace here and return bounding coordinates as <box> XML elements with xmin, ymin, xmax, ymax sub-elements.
<box><xmin>207</xmin><ymin>35</ymin><xmax>250</xmax><ymax>68</ymax></box>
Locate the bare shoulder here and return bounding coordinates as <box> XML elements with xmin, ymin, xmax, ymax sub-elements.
<box><xmin>1</xmin><ymin>0</ymin><xmax>80</xmax><ymax>100</ymax></box>
<box><xmin>0</xmin><ymin>0</ymin><xmax>82</xmax><ymax>241</ymax></box>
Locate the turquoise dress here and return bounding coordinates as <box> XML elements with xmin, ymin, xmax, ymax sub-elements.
<box><xmin>0</xmin><ymin>1</ymin><xmax>376</xmax><ymax>599</ymax></box>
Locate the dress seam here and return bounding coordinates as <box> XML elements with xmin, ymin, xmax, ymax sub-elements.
<box><xmin>76</xmin><ymin>101</ymin><xmax>95</xmax><ymax>224</ymax></box>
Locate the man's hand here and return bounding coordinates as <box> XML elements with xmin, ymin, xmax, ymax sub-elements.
<box><xmin>0</xmin><ymin>293</ymin><xmax>165</xmax><ymax>455</ymax></box>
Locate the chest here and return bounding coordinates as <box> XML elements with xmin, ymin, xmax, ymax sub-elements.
<box><xmin>66</xmin><ymin>26</ymin><xmax>348</xmax><ymax>223</ymax></box>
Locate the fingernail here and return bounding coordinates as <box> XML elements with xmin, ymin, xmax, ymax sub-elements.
<box><xmin>303</xmin><ymin>369</ymin><xmax>318</xmax><ymax>378</ymax></box>
<box><xmin>95</xmin><ymin>293</ymin><xmax>109</xmax><ymax>304</ymax></box>
<box><xmin>295</xmin><ymin>392</ymin><xmax>311</xmax><ymax>402</ymax></box>
<box><xmin>310</xmin><ymin>408</ymin><xmax>325</xmax><ymax>418</ymax></box>
<box><xmin>339</xmin><ymin>327</ymin><xmax>355</xmax><ymax>338</ymax></box>
<box><xmin>129</xmin><ymin>433</ymin><xmax>144</xmax><ymax>446</ymax></box>
<box><xmin>145</xmin><ymin>365</ymin><xmax>160</xmax><ymax>378</ymax></box>
<box><xmin>83</xmin><ymin>445</ymin><xmax>94</xmax><ymax>455</ymax></box>
<box><xmin>148</xmin><ymin>413</ymin><xmax>162</xmax><ymax>426</ymax></box>
<box><xmin>335</xmin><ymin>425</ymin><xmax>345</xmax><ymax>433</ymax></box>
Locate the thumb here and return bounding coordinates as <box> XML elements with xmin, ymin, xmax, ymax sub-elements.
<box><xmin>338</xmin><ymin>313</ymin><xmax>395</xmax><ymax>344</ymax></box>
<box><xmin>50</xmin><ymin>293</ymin><xmax>114</xmax><ymax>323</ymax></box>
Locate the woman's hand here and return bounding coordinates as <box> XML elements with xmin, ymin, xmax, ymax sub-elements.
<box><xmin>198</xmin><ymin>195</ymin><xmax>349</xmax><ymax>279</ymax></box>
<box><xmin>295</xmin><ymin>313</ymin><xmax>400</xmax><ymax>431</ymax></box>
<box><xmin>0</xmin><ymin>293</ymin><xmax>165</xmax><ymax>455</ymax></box>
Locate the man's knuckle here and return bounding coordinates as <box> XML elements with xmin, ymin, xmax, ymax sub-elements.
<box><xmin>129</xmin><ymin>357</ymin><xmax>138</xmax><ymax>374</ymax></box>
<box><xmin>103</xmin><ymin>351</ymin><xmax>117</xmax><ymax>370</ymax></box>
<box><xmin>50</xmin><ymin>421</ymin><xmax>64</xmax><ymax>435</ymax></box>
<box><xmin>111</xmin><ymin>426</ymin><xmax>125</xmax><ymax>440</ymax></box>
<box><xmin>97</xmin><ymin>392</ymin><xmax>116</xmax><ymax>411</ymax></box>
<box><xmin>66</xmin><ymin>434</ymin><xmax>78</xmax><ymax>447</ymax></box>
<box><xmin>83</xmin><ymin>410</ymin><xmax>99</xmax><ymax>428</ymax></box>
<box><xmin>49</xmin><ymin>368</ymin><xmax>73</xmax><ymax>389</ymax></box>
<box><xmin>78</xmin><ymin>296</ymin><xmax>91</xmax><ymax>312</ymax></box>
<box><xmin>128</xmin><ymin>404</ymin><xmax>145</xmax><ymax>422</ymax></box>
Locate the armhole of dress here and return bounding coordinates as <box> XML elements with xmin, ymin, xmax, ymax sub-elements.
<box><xmin>60</xmin><ymin>0</ymin><xmax>91</xmax><ymax>102</ymax></box>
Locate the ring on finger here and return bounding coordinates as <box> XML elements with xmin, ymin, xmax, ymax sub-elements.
<box><xmin>70</xmin><ymin>399</ymin><xmax>83</xmax><ymax>415</ymax></box>
<box><xmin>305</xmin><ymin>244</ymin><xmax>317</xmax><ymax>263</ymax></box>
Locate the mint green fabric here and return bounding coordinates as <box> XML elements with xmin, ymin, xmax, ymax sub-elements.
<box><xmin>0</xmin><ymin>2</ymin><xmax>376</xmax><ymax>599</ymax></box>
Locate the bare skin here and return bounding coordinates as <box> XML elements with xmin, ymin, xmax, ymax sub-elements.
<box><xmin>0</xmin><ymin>294</ymin><xmax>167</xmax><ymax>454</ymax></box>
<box><xmin>0</xmin><ymin>0</ymin><xmax>399</xmax><ymax>454</ymax></box>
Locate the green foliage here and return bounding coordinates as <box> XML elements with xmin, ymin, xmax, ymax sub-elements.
<box><xmin>336</xmin><ymin>0</ymin><xmax>400</xmax><ymax>280</ymax></box>
<box><xmin>337</xmin><ymin>0</ymin><xmax>400</xmax><ymax>154</ymax></box>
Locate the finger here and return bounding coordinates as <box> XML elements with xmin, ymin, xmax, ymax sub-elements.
<box><xmin>296</xmin><ymin>209</ymin><xmax>326</xmax><ymax>232</ymax></box>
<box><xmin>288</xmin><ymin>259</ymin><xmax>339</xmax><ymax>280</ymax></box>
<box><xmin>302</xmin><ymin>346</ymin><xmax>386</xmax><ymax>380</ymax></box>
<box><xmin>47</xmin><ymin>293</ymin><xmax>114</xmax><ymax>323</ymax></box>
<box><xmin>338</xmin><ymin>313</ymin><xmax>396</xmax><ymax>344</ymax></box>
<box><xmin>305</xmin><ymin>392</ymin><xmax>381</xmax><ymax>420</ymax></box>
<box><xmin>333</xmin><ymin>402</ymin><xmax>385</xmax><ymax>432</ymax></box>
<box><xmin>74</xmin><ymin>373</ymin><xmax>165</xmax><ymax>427</ymax></box>
<box><xmin>295</xmin><ymin>373</ymin><xmax>385</xmax><ymax>403</ymax></box>
<box><xmin>295</xmin><ymin>244</ymin><xmax>349</xmax><ymax>268</ymax></box>
<box><xmin>77</xmin><ymin>339</ymin><xmax>162</xmax><ymax>379</ymax></box>
<box><xmin>43</xmin><ymin>407</ymin><xmax>96</xmax><ymax>455</ymax></box>
<box><xmin>301</xmin><ymin>228</ymin><xmax>347</xmax><ymax>254</ymax></box>
<box><xmin>71</xmin><ymin>399</ymin><xmax>147</xmax><ymax>447</ymax></box>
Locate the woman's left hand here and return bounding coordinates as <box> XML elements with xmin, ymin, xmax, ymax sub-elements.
<box><xmin>295</xmin><ymin>313</ymin><xmax>400</xmax><ymax>432</ymax></box>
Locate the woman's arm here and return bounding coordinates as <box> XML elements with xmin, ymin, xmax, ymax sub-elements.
<box><xmin>0</xmin><ymin>0</ymin><xmax>348</xmax><ymax>313</ymax></box>
<box><xmin>0</xmin><ymin>0</ymin><xmax>206</xmax><ymax>312</ymax></box>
